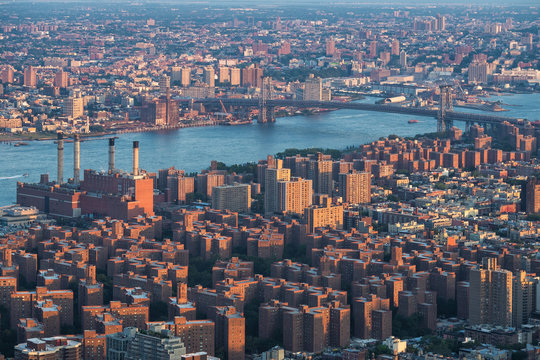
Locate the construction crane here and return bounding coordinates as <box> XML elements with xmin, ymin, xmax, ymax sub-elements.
<box><xmin>219</xmin><ymin>99</ymin><xmax>233</xmax><ymax>120</ymax></box>
<box><xmin>453</xmin><ymin>81</ymin><xmax>468</xmax><ymax>102</ymax></box>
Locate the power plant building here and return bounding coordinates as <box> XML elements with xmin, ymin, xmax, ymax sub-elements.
<box><xmin>17</xmin><ymin>137</ymin><xmax>154</xmax><ymax>220</ymax></box>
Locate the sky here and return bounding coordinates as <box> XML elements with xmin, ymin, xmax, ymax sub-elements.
<box><xmin>4</xmin><ymin>0</ymin><xmax>539</xmax><ymax>4</ymax></box>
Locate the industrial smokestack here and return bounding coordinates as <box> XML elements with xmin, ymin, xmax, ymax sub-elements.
<box><xmin>108</xmin><ymin>138</ymin><xmax>115</xmax><ymax>173</ymax></box>
<box><xmin>73</xmin><ymin>134</ymin><xmax>80</xmax><ymax>185</ymax></box>
<box><xmin>133</xmin><ymin>141</ymin><xmax>139</xmax><ymax>176</ymax></box>
<box><xmin>57</xmin><ymin>132</ymin><xmax>64</xmax><ymax>184</ymax></box>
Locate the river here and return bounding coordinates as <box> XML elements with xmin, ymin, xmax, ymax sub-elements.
<box><xmin>0</xmin><ymin>93</ymin><xmax>539</xmax><ymax>206</ymax></box>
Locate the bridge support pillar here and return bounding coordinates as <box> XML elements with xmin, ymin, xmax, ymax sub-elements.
<box><xmin>437</xmin><ymin>117</ymin><xmax>453</xmax><ymax>134</ymax></box>
<box><xmin>437</xmin><ymin>117</ymin><xmax>444</xmax><ymax>133</ymax></box>
<box><xmin>258</xmin><ymin>105</ymin><xmax>267</xmax><ymax>124</ymax></box>
<box><xmin>438</xmin><ymin>85</ymin><xmax>454</xmax><ymax>134</ymax></box>
<box><xmin>258</xmin><ymin>105</ymin><xmax>275</xmax><ymax>123</ymax></box>
<box><xmin>268</xmin><ymin>106</ymin><xmax>275</xmax><ymax>123</ymax></box>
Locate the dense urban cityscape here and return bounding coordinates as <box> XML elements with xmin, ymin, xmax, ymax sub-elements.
<box><xmin>0</xmin><ymin>1</ymin><xmax>539</xmax><ymax>360</ymax></box>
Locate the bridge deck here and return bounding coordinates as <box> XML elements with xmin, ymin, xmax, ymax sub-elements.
<box><xmin>179</xmin><ymin>98</ymin><xmax>529</xmax><ymax>126</ymax></box>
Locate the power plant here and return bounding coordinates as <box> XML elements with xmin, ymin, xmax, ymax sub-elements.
<box><xmin>57</xmin><ymin>132</ymin><xmax>63</xmax><ymax>184</ymax></box>
<box><xmin>133</xmin><ymin>141</ymin><xmax>139</xmax><ymax>176</ymax></box>
<box><xmin>16</xmin><ymin>135</ymin><xmax>154</xmax><ymax>220</ymax></box>
<box><xmin>73</xmin><ymin>134</ymin><xmax>80</xmax><ymax>185</ymax></box>
<box><xmin>109</xmin><ymin>138</ymin><xmax>115</xmax><ymax>173</ymax></box>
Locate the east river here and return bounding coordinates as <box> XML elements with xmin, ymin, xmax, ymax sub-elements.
<box><xmin>0</xmin><ymin>93</ymin><xmax>539</xmax><ymax>206</ymax></box>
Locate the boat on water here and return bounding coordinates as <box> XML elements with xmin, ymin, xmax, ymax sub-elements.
<box><xmin>408</xmin><ymin>119</ymin><xmax>419</xmax><ymax>124</ymax></box>
<box><xmin>23</xmin><ymin>173</ymin><xmax>29</xmax><ymax>177</ymax></box>
<box><xmin>223</xmin><ymin>120</ymin><xmax>252</xmax><ymax>126</ymax></box>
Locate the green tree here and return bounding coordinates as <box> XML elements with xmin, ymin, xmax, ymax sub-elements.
<box><xmin>0</xmin><ymin>306</ymin><xmax>17</xmax><ymax>357</ymax></box>
<box><xmin>283</xmin><ymin>243</ymin><xmax>310</xmax><ymax>264</ymax></box>
<box><xmin>251</xmin><ymin>193</ymin><xmax>265</xmax><ymax>214</ymax></box>
<box><xmin>187</xmin><ymin>257</ymin><xmax>216</xmax><ymax>287</ymax></box>
<box><xmin>371</xmin><ymin>344</ymin><xmax>392</xmax><ymax>357</ymax></box>
<box><xmin>150</xmin><ymin>301</ymin><xmax>169</xmax><ymax>321</ymax></box>
<box><xmin>97</xmin><ymin>272</ymin><xmax>113</xmax><ymax>304</ymax></box>
<box><xmin>275</xmin><ymin>148</ymin><xmax>343</xmax><ymax>160</ymax></box>
<box><xmin>420</xmin><ymin>335</ymin><xmax>459</xmax><ymax>356</ymax></box>
<box><xmin>393</xmin><ymin>313</ymin><xmax>432</xmax><ymax>338</ymax></box>
<box><xmin>437</xmin><ymin>298</ymin><xmax>457</xmax><ymax>318</ymax></box>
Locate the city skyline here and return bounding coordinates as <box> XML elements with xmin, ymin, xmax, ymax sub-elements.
<box><xmin>0</xmin><ymin>1</ymin><xmax>539</xmax><ymax>359</ymax></box>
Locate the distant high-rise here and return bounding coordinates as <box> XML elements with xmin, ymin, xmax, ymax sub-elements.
<box><xmin>63</xmin><ymin>94</ymin><xmax>84</xmax><ymax>119</ymax></box>
<box><xmin>303</xmin><ymin>76</ymin><xmax>323</xmax><ymax>101</ymax></box>
<box><xmin>203</xmin><ymin>67</ymin><xmax>215</xmax><ymax>87</ymax></box>
<box><xmin>212</xmin><ymin>184</ymin><xmax>251</xmax><ymax>213</ymax></box>
<box><xmin>326</xmin><ymin>39</ymin><xmax>336</xmax><ymax>56</ymax></box>
<box><xmin>171</xmin><ymin>67</ymin><xmax>182</xmax><ymax>83</ymax></box>
<box><xmin>159</xmin><ymin>74</ymin><xmax>171</xmax><ymax>94</ymax></box>
<box><xmin>305</xmin><ymin>196</ymin><xmax>343</xmax><ymax>233</ymax></box>
<box><xmin>278</xmin><ymin>41</ymin><xmax>291</xmax><ymax>56</ymax></box>
<box><xmin>308</xmin><ymin>153</ymin><xmax>333</xmax><ymax>195</ymax></box>
<box><xmin>490</xmin><ymin>269</ymin><xmax>513</xmax><ymax>326</ymax></box>
<box><xmin>469</xmin><ymin>259</ymin><xmax>513</xmax><ymax>327</ymax></box>
<box><xmin>166</xmin><ymin>175</ymin><xmax>195</xmax><ymax>204</ymax></box>
<box><xmin>352</xmin><ymin>295</ymin><xmax>391</xmax><ymax>340</ymax></box>
<box><xmin>524</xmin><ymin>177</ymin><xmax>539</xmax><ymax>214</ymax></box>
<box><xmin>274</xmin><ymin>16</ymin><xmax>282</xmax><ymax>31</ymax></box>
<box><xmin>181</xmin><ymin>68</ymin><xmax>191</xmax><ymax>87</ymax></box>
<box><xmin>140</xmin><ymin>96</ymin><xmax>178</xmax><ymax>126</ymax></box>
<box><xmin>210</xmin><ymin>306</ymin><xmax>245</xmax><ymax>360</ymax></box>
<box><xmin>369</xmin><ymin>41</ymin><xmax>377</xmax><ymax>58</ymax></box>
<box><xmin>512</xmin><ymin>271</ymin><xmax>535</xmax><ymax>327</ymax></box>
<box><xmin>218</xmin><ymin>67</ymin><xmax>230</xmax><ymax>84</ymax></box>
<box><xmin>241</xmin><ymin>65</ymin><xmax>263</xmax><ymax>88</ymax></box>
<box><xmin>338</xmin><ymin>171</ymin><xmax>371</xmax><ymax>204</ymax></box>
<box><xmin>24</xmin><ymin>66</ymin><xmax>37</xmax><ymax>88</ymax></box>
<box><xmin>379</xmin><ymin>51</ymin><xmax>390</xmax><ymax>65</ymax></box>
<box><xmin>277</xmin><ymin>177</ymin><xmax>313</xmax><ymax>216</ymax></box>
<box><xmin>264</xmin><ymin>160</ymin><xmax>291</xmax><ymax>215</ymax></box>
<box><xmin>436</xmin><ymin>14</ymin><xmax>446</xmax><ymax>31</ymax></box>
<box><xmin>391</xmin><ymin>39</ymin><xmax>400</xmax><ymax>56</ymax></box>
<box><xmin>107</xmin><ymin>327</ymin><xmax>137</xmax><ymax>360</ymax></box>
<box><xmin>230</xmin><ymin>68</ymin><xmax>241</xmax><ymax>86</ymax></box>
<box><xmin>126</xmin><ymin>328</ymin><xmax>186</xmax><ymax>360</ymax></box>
<box><xmin>54</xmin><ymin>70</ymin><xmax>68</xmax><ymax>88</ymax></box>
<box><xmin>468</xmin><ymin>61</ymin><xmax>489</xmax><ymax>84</ymax></box>
<box><xmin>0</xmin><ymin>66</ymin><xmax>14</xmax><ymax>84</ymax></box>
<box><xmin>196</xmin><ymin>172</ymin><xmax>225</xmax><ymax>198</ymax></box>
<box><xmin>399</xmin><ymin>50</ymin><xmax>408</xmax><ymax>68</ymax></box>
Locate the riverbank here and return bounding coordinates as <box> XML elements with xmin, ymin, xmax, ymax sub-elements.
<box><xmin>0</xmin><ymin>107</ymin><xmax>340</xmax><ymax>142</ymax></box>
<box><xmin>0</xmin><ymin>120</ymin><xmax>220</xmax><ymax>142</ymax></box>
<box><xmin>1</xmin><ymin>91</ymin><xmax>538</xmax><ymax>207</ymax></box>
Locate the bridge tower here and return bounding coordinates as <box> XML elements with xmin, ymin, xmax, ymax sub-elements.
<box><xmin>438</xmin><ymin>85</ymin><xmax>454</xmax><ymax>133</ymax></box>
<box><xmin>259</xmin><ymin>77</ymin><xmax>275</xmax><ymax>123</ymax></box>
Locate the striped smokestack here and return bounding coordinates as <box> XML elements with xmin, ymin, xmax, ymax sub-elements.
<box><xmin>73</xmin><ymin>134</ymin><xmax>80</xmax><ymax>185</ymax></box>
<box><xmin>133</xmin><ymin>141</ymin><xmax>139</xmax><ymax>176</ymax></box>
<box><xmin>109</xmin><ymin>138</ymin><xmax>115</xmax><ymax>173</ymax></box>
<box><xmin>57</xmin><ymin>132</ymin><xmax>64</xmax><ymax>184</ymax></box>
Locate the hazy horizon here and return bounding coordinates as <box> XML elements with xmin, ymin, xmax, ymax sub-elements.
<box><xmin>2</xmin><ymin>0</ymin><xmax>539</xmax><ymax>5</ymax></box>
